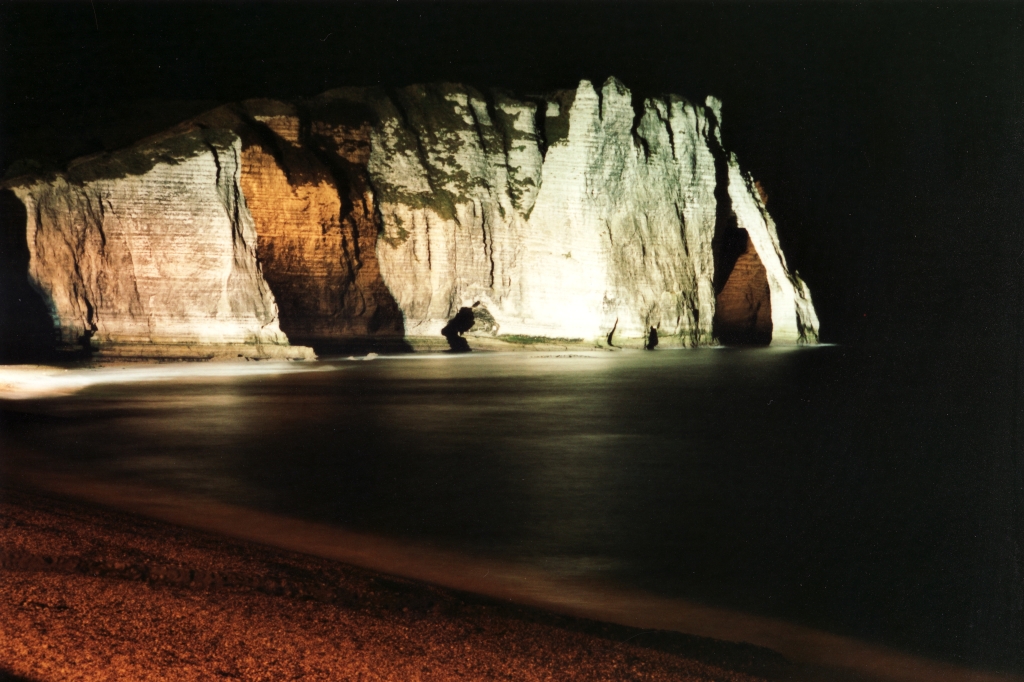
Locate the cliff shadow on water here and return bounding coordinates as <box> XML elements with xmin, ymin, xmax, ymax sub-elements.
<box><xmin>0</xmin><ymin>190</ymin><xmax>63</xmax><ymax>363</ymax></box>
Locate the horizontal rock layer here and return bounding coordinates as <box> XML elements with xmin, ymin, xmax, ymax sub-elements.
<box><xmin>0</xmin><ymin>129</ymin><xmax>311</xmax><ymax>360</ymax></box>
<box><xmin>0</xmin><ymin>78</ymin><xmax>818</xmax><ymax>359</ymax></box>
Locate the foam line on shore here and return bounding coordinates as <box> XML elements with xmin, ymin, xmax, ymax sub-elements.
<box><xmin>5</xmin><ymin>467</ymin><xmax>1020</xmax><ymax>682</ymax></box>
<box><xmin>0</xmin><ymin>361</ymin><xmax>335</xmax><ymax>400</ymax></box>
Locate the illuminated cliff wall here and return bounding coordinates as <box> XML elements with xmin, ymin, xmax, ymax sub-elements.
<box><xmin>0</xmin><ymin>78</ymin><xmax>818</xmax><ymax>358</ymax></box>
<box><xmin>1</xmin><ymin>130</ymin><xmax>311</xmax><ymax>360</ymax></box>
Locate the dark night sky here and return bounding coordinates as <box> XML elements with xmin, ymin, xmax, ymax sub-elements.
<box><xmin>0</xmin><ymin>1</ymin><xmax>1021</xmax><ymax>348</ymax></box>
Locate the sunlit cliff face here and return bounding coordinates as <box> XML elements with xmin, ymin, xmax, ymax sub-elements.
<box><xmin>4</xmin><ymin>133</ymin><xmax>293</xmax><ymax>352</ymax></box>
<box><xmin>0</xmin><ymin>78</ymin><xmax>817</xmax><ymax>360</ymax></box>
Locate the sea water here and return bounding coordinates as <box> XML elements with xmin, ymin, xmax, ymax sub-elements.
<box><xmin>0</xmin><ymin>346</ymin><xmax>1018</xmax><ymax>673</ymax></box>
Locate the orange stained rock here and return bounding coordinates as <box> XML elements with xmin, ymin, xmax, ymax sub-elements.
<box><xmin>714</xmin><ymin>235</ymin><xmax>773</xmax><ymax>345</ymax></box>
<box><xmin>238</xmin><ymin>120</ymin><xmax>404</xmax><ymax>348</ymax></box>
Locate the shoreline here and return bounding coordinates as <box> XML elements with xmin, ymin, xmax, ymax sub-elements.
<box><xmin>1</xmin><ymin>485</ymin><xmax>791</xmax><ymax>682</ymax></box>
<box><xmin>3</xmin><ymin>468</ymin><xmax>1021</xmax><ymax>682</ymax></box>
<box><xmin>0</xmin><ymin>345</ymin><xmax>824</xmax><ymax>400</ymax></box>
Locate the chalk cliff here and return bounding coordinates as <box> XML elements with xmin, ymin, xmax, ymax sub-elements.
<box><xmin>307</xmin><ymin>78</ymin><xmax>818</xmax><ymax>347</ymax></box>
<box><xmin>0</xmin><ymin>78</ymin><xmax>818</xmax><ymax>359</ymax></box>
<box><xmin>0</xmin><ymin>129</ymin><xmax>312</xmax><ymax>359</ymax></box>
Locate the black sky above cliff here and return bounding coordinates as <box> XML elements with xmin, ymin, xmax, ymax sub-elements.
<box><xmin>0</xmin><ymin>1</ymin><xmax>1021</xmax><ymax>349</ymax></box>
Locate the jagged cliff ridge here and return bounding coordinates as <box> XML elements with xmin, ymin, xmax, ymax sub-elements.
<box><xmin>0</xmin><ymin>77</ymin><xmax>818</xmax><ymax>359</ymax></box>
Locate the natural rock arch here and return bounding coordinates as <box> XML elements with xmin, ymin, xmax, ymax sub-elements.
<box><xmin>713</xmin><ymin>230</ymin><xmax>773</xmax><ymax>345</ymax></box>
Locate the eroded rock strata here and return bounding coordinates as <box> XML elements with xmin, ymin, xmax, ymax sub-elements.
<box><xmin>198</xmin><ymin>100</ymin><xmax>407</xmax><ymax>352</ymax></box>
<box><xmin>0</xmin><ymin>78</ymin><xmax>819</xmax><ymax>358</ymax></box>
<box><xmin>1</xmin><ymin>129</ymin><xmax>312</xmax><ymax>360</ymax></box>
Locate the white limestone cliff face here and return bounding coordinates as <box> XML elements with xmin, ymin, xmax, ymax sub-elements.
<box><xmin>1</xmin><ymin>129</ymin><xmax>312</xmax><ymax>359</ymax></box>
<box><xmin>0</xmin><ymin>78</ymin><xmax>818</xmax><ymax>358</ymax></box>
<box><xmin>335</xmin><ymin>77</ymin><xmax>818</xmax><ymax>346</ymax></box>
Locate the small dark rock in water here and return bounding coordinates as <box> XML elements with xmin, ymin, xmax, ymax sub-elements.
<box><xmin>441</xmin><ymin>307</ymin><xmax>475</xmax><ymax>352</ymax></box>
<box><xmin>645</xmin><ymin>326</ymin><xmax>659</xmax><ymax>350</ymax></box>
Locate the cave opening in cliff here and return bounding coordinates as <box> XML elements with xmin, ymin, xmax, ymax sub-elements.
<box><xmin>713</xmin><ymin>230</ymin><xmax>772</xmax><ymax>346</ymax></box>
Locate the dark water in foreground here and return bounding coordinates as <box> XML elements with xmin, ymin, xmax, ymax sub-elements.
<box><xmin>1</xmin><ymin>347</ymin><xmax>1020</xmax><ymax>673</ymax></box>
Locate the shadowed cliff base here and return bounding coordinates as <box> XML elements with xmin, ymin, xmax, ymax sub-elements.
<box><xmin>288</xmin><ymin>337</ymin><xmax>412</xmax><ymax>357</ymax></box>
<box><xmin>714</xmin><ymin>232</ymin><xmax>773</xmax><ymax>346</ymax></box>
<box><xmin>200</xmin><ymin>99</ymin><xmax>411</xmax><ymax>352</ymax></box>
<box><xmin>646</xmin><ymin>326</ymin><xmax>660</xmax><ymax>350</ymax></box>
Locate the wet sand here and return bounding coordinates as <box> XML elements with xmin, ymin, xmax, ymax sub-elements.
<box><xmin>1</xmin><ymin>487</ymin><xmax>797</xmax><ymax>682</ymax></box>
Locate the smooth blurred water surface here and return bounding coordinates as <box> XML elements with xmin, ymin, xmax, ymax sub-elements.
<box><xmin>1</xmin><ymin>346</ymin><xmax>1019</xmax><ymax>673</ymax></box>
